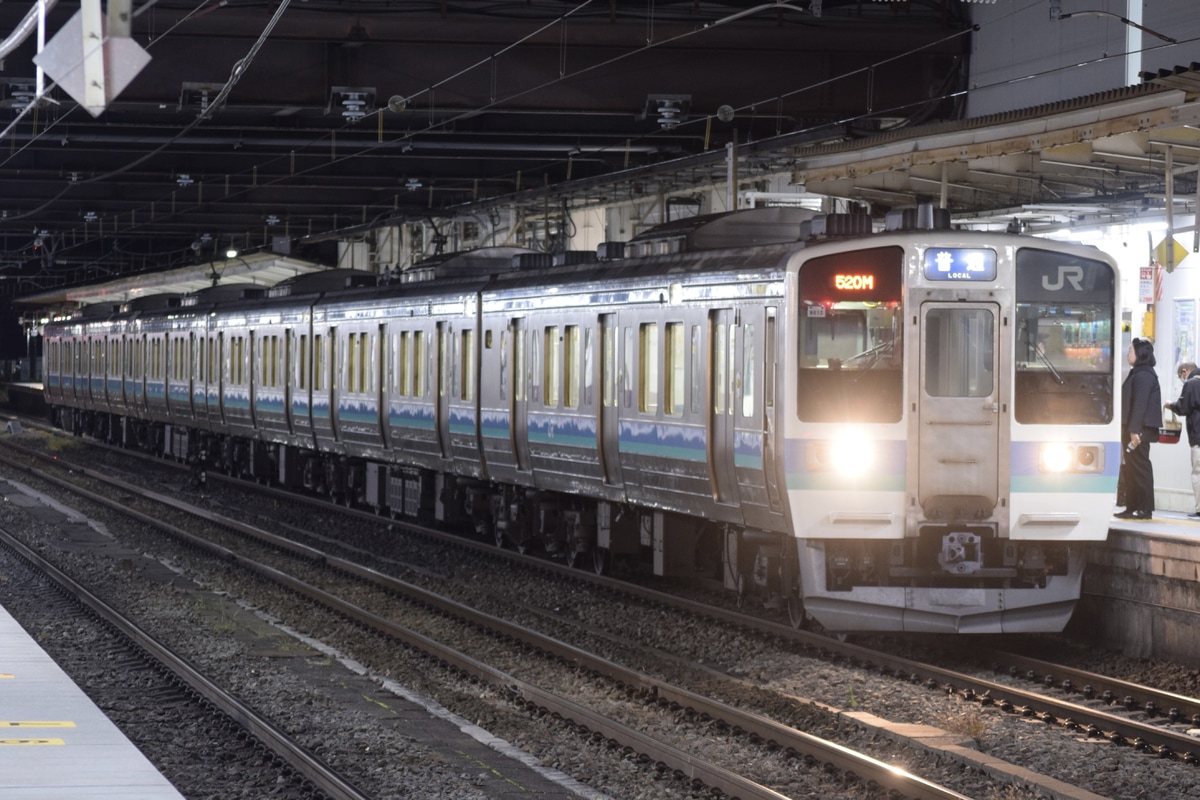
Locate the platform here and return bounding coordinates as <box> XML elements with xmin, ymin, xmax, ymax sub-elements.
<box><xmin>0</xmin><ymin>602</ymin><xmax>186</xmax><ymax>800</ymax></box>
<box><xmin>2</xmin><ymin>383</ymin><xmax>46</xmax><ymax>418</ymax></box>
<box><xmin>1072</xmin><ymin>507</ymin><xmax>1200</xmax><ymax>663</ymax></box>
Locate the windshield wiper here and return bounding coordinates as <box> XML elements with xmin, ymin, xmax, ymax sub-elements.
<box><xmin>1035</xmin><ymin>347</ymin><xmax>1066</xmax><ymax>385</ymax></box>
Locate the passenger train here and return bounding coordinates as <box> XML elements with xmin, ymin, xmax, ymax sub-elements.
<box><xmin>40</xmin><ymin>205</ymin><xmax>1120</xmax><ymax>633</ymax></box>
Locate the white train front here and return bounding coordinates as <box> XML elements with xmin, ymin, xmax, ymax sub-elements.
<box><xmin>41</xmin><ymin>207</ymin><xmax>1120</xmax><ymax>634</ymax></box>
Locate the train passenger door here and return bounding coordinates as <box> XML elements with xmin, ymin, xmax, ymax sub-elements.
<box><xmin>510</xmin><ymin>318</ymin><xmax>530</xmax><ymax>472</ymax></box>
<box><xmin>918</xmin><ymin>303</ymin><xmax>1000</xmax><ymax>514</ymax></box>
<box><xmin>328</xmin><ymin>326</ymin><xmax>341</xmax><ymax>442</ymax></box>
<box><xmin>762</xmin><ymin>308</ymin><xmax>782</xmax><ymax>512</ymax></box>
<box><xmin>378</xmin><ymin>324</ymin><xmax>390</xmax><ymax>450</ymax></box>
<box><xmin>284</xmin><ymin>329</ymin><xmax>295</xmax><ymax>433</ymax></box>
<box><xmin>709</xmin><ymin>309</ymin><xmax>738</xmax><ymax>504</ymax></box>
<box><xmin>598</xmin><ymin>314</ymin><xmax>621</xmax><ymax>485</ymax></box>
<box><xmin>435</xmin><ymin>321</ymin><xmax>451</xmax><ymax>459</ymax></box>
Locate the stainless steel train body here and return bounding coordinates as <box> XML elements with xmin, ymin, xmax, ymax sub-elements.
<box><xmin>41</xmin><ymin>210</ymin><xmax>1120</xmax><ymax>633</ymax></box>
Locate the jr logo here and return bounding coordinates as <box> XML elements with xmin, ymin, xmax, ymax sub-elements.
<box><xmin>1042</xmin><ymin>265</ymin><xmax>1084</xmax><ymax>291</ymax></box>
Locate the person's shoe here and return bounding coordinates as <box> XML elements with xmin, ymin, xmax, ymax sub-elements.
<box><xmin>1114</xmin><ymin>509</ymin><xmax>1137</xmax><ymax>519</ymax></box>
<box><xmin>1131</xmin><ymin>511</ymin><xmax>1153</xmax><ymax>520</ymax></box>
<box><xmin>1188</xmin><ymin>512</ymin><xmax>1200</xmax><ymax>519</ymax></box>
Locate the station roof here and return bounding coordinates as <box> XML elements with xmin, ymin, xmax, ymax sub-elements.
<box><xmin>12</xmin><ymin>251</ymin><xmax>327</xmax><ymax>313</ymax></box>
<box><xmin>0</xmin><ymin>0</ymin><xmax>973</xmax><ymax>286</ymax></box>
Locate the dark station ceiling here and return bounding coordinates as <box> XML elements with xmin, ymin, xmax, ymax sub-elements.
<box><xmin>0</xmin><ymin>0</ymin><xmax>973</xmax><ymax>297</ymax></box>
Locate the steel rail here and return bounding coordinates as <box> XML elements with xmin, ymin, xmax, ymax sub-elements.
<box><xmin>0</xmin><ymin>441</ymin><xmax>973</xmax><ymax>800</ymax></box>
<box><xmin>0</xmin><ymin>526</ymin><xmax>374</xmax><ymax>800</ymax></box>
<box><xmin>982</xmin><ymin>648</ymin><xmax>1200</xmax><ymax>726</ymax></box>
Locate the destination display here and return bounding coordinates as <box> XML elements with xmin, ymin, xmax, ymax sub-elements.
<box><xmin>922</xmin><ymin>248</ymin><xmax>997</xmax><ymax>281</ymax></box>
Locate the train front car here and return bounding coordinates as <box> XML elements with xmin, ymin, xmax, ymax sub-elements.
<box><xmin>784</xmin><ymin>227</ymin><xmax>1119</xmax><ymax>634</ymax></box>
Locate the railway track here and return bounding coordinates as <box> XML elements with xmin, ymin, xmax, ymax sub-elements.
<box><xmin>0</xmin><ymin>526</ymin><xmax>366</xmax><ymax>800</ymax></box>
<box><xmin>5</xmin><ymin>425</ymin><xmax>1200</xmax><ymax>798</ymax></box>
<box><xmin>0</xmin><ymin>431</ymin><xmax>982</xmax><ymax>800</ymax></box>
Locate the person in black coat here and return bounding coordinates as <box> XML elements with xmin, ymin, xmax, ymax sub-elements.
<box><xmin>1165</xmin><ymin>361</ymin><xmax>1200</xmax><ymax>519</ymax></box>
<box><xmin>1117</xmin><ymin>338</ymin><xmax>1162</xmax><ymax>520</ymax></box>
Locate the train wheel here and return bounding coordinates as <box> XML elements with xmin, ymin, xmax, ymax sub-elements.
<box><xmin>592</xmin><ymin>547</ymin><xmax>610</xmax><ymax>576</ymax></box>
<box><xmin>735</xmin><ymin>573</ymin><xmax>748</xmax><ymax>609</ymax></box>
<box><xmin>493</xmin><ymin>524</ymin><xmax>506</xmax><ymax>549</ymax></box>
<box><xmin>787</xmin><ymin>595</ymin><xmax>809</xmax><ymax>630</ymax></box>
<box><xmin>565</xmin><ymin>541</ymin><xmax>587</xmax><ymax>570</ymax></box>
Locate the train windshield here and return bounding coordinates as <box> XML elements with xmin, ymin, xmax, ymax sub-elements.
<box><xmin>1013</xmin><ymin>248</ymin><xmax>1115</xmax><ymax>424</ymax></box>
<box><xmin>796</xmin><ymin>246</ymin><xmax>904</xmax><ymax>422</ymax></box>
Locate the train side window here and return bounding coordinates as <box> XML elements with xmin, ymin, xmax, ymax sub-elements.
<box><xmin>396</xmin><ymin>331</ymin><xmax>408</xmax><ymax>396</ymax></box>
<box><xmin>664</xmin><ymin>322</ymin><xmax>683</xmax><ymax>415</ymax></box>
<box><xmin>742</xmin><ymin>323</ymin><xmax>755</xmax><ymax>417</ymax></box>
<box><xmin>413</xmin><ymin>331</ymin><xmax>425</xmax><ymax>397</ymax></box>
<box><xmin>298</xmin><ymin>334</ymin><xmax>308</xmax><ymax>391</ymax></box>
<box><xmin>208</xmin><ymin>336</ymin><xmax>218</xmax><ymax>386</ymax></box>
<box><xmin>513</xmin><ymin>327</ymin><xmax>525</xmax><ymax>403</ymax></box>
<box><xmin>386</xmin><ymin>332</ymin><xmax>396</xmax><ymax>395</ymax></box>
<box><xmin>639</xmin><ymin>323</ymin><xmax>659</xmax><ymax>414</ymax></box>
<box><xmin>601</xmin><ymin>319</ymin><xmax>617</xmax><ymax>409</ymax></box>
<box><xmin>350</xmin><ymin>331</ymin><xmax>362</xmax><ymax>394</ymax></box>
<box><xmin>689</xmin><ymin>326</ymin><xmax>701</xmax><ymax>414</ymax></box>
<box><xmin>235</xmin><ymin>336</ymin><xmax>245</xmax><ymax>385</ymax></box>
<box><xmin>499</xmin><ymin>329</ymin><xmax>508</xmax><ymax>401</ymax></box>
<box><xmin>583</xmin><ymin>326</ymin><xmax>593</xmax><ymax>407</ymax></box>
<box><xmin>764</xmin><ymin>310</ymin><xmax>776</xmax><ymax>410</ymax></box>
<box><xmin>314</xmin><ymin>334</ymin><xmax>325</xmax><ymax>392</ymax></box>
<box><xmin>376</xmin><ymin>325</ymin><xmax>385</xmax><ymax>396</ymax></box>
<box><xmin>565</xmin><ymin>325</ymin><xmax>579</xmax><ymax>408</ymax></box>
<box><xmin>358</xmin><ymin>331</ymin><xmax>368</xmax><ymax>393</ymax></box>
<box><xmin>461</xmin><ymin>329</ymin><xmax>475</xmax><ymax>402</ymax></box>
<box><xmin>543</xmin><ymin>326</ymin><xmax>559</xmax><ymax>407</ymax></box>
<box><xmin>266</xmin><ymin>333</ymin><xmax>274</xmax><ymax>391</ymax></box>
<box><xmin>624</xmin><ymin>328</ymin><xmax>633</xmax><ymax>410</ymax></box>
<box><xmin>713</xmin><ymin>322</ymin><xmax>727</xmax><ymax>415</ymax></box>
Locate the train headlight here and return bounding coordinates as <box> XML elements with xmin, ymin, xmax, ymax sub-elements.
<box><xmin>830</xmin><ymin>435</ymin><xmax>875</xmax><ymax>475</ymax></box>
<box><xmin>1039</xmin><ymin>443</ymin><xmax>1073</xmax><ymax>473</ymax></box>
<box><xmin>1038</xmin><ymin>443</ymin><xmax>1104</xmax><ymax>474</ymax></box>
<box><xmin>807</xmin><ymin>433</ymin><xmax>877</xmax><ymax>476</ymax></box>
